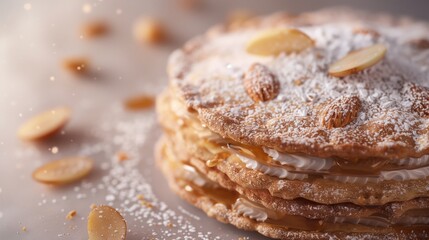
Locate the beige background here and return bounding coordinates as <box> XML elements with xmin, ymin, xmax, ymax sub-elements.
<box><xmin>0</xmin><ymin>0</ymin><xmax>428</xmax><ymax>239</ymax></box>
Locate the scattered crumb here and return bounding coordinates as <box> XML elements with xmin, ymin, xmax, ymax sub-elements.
<box><xmin>116</xmin><ymin>151</ymin><xmax>129</xmax><ymax>162</ymax></box>
<box><xmin>133</xmin><ymin>18</ymin><xmax>166</xmax><ymax>44</ymax></box>
<box><xmin>293</xmin><ymin>78</ymin><xmax>305</xmax><ymax>86</ymax></box>
<box><xmin>62</xmin><ymin>58</ymin><xmax>89</xmax><ymax>75</ymax></box>
<box><xmin>81</xmin><ymin>21</ymin><xmax>109</xmax><ymax>39</ymax></box>
<box><xmin>137</xmin><ymin>194</ymin><xmax>153</xmax><ymax>208</ymax></box>
<box><xmin>136</xmin><ymin>194</ymin><xmax>144</xmax><ymax>201</ymax></box>
<box><xmin>66</xmin><ymin>210</ymin><xmax>77</xmax><ymax>220</ymax></box>
<box><xmin>141</xmin><ymin>201</ymin><xmax>153</xmax><ymax>209</ymax></box>
<box><xmin>124</xmin><ymin>94</ymin><xmax>155</xmax><ymax>110</ymax></box>
<box><xmin>21</xmin><ymin>226</ymin><xmax>27</xmax><ymax>232</ymax></box>
<box><xmin>166</xmin><ymin>222</ymin><xmax>174</xmax><ymax>228</ymax></box>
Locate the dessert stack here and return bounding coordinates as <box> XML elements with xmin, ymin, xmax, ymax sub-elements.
<box><xmin>156</xmin><ymin>8</ymin><xmax>429</xmax><ymax>239</ymax></box>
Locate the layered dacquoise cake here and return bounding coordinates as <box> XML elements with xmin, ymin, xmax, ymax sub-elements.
<box><xmin>156</xmin><ymin>8</ymin><xmax>429</xmax><ymax>239</ymax></box>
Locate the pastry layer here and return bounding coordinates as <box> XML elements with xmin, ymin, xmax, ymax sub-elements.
<box><xmin>157</xmin><ymin>88</ymin><xmax>429</xmax><ymax>205</ymax></box>
<box><xmin>168</xmin><ymin>8</ymin><xmax>429</xmax><ymax>160</ymax></box>
<box><xmin>156</xmin><ymin>138</ymin><xmax>429</xmax><ymax>239</ymax></box>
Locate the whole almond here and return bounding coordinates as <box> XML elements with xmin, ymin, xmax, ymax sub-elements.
<box><xmin>243</xmin><ymin>63</ymin><xmax>280</xmax><ymax>102</ymax></box>
<box><xmin>320</xmin><ymin>95</ymin><xmax>361</xmax><ymax>129</ymax></box>
<box><xmin>246</xmin><ymin>28</ymin><xmax>314</xmax><ymax>56</ymax></box>
<box><xmin>409</xmin><ymin>84</ymin><xmax>429</xmax><ymax>117</ymax></box>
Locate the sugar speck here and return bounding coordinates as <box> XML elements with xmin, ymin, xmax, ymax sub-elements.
<box><xmin>105</xmin><ymin>194</ymin><xmax>115</xmax><ymax>202</ymax></box>
<box><xmin>50</xmin><ymin>146</ymin><xmax>59</xmax><ymax>154</ymax></box>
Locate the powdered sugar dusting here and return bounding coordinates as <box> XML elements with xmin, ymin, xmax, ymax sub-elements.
<box><xmin>172</xmin><ymin>10</ymin><xmax>429</xmax><ymax>159</ymax></box>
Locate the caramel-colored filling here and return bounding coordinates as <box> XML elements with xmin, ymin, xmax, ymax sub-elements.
<box><xmin>164</xmin><ymin>95</ymin><xmax>429</xmax><ymax>182</ymax></box>
<box><xmin>172</xmin><ymin>165</ymin><xmax>429</xmax><ymax>233</ymax></box>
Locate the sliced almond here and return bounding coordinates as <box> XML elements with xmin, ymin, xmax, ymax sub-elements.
<box><xmin>18</xmin><ymin>107</ymin><xmax>70</xmax><ymax>141</ymax></box>
<box><xmin>88</xmin><ymin>205</ymin><xmax>127</xmax><ymax>240</ymax></box>
<box><xmin>133</xmin><ymin>18</ymin><xmax>165</xmax><ymax>44</ymax></box>
<box><xmin>32</xmin><ymin>157</ymin><xmax>93</xmax><ymax>185</ymax></box>
<box><xmin>82</xmin><ymin>21</ymin><xmax>109</xmax><ymax>39</ymax></box>
<box><xmin>243</xmin><ymin>63</ymin><xmax>280</xmax><ymax>102</ymax></box>
<box><xmin>320</xmin><ymin>95</ymin><xmax>361</xmax><ymax>129</ymax></box>
<box><xmin>328</xmin><ymin>44</ymin><xmax>387</xmax><ymax>77</ymax></box>
<box><xmin>246</xmin><ymin>28</ymin><xmax>314</xmax><ymax>56</ymax></box>
<box><xmin>63</xmin><ymin>58</ymin><xmax>89</xmax><ymax>75</ymax></box>
<box><xmin>124</xmin><ymin>95</ymin><xmax>155</xmax><ymax>110</ymax></box>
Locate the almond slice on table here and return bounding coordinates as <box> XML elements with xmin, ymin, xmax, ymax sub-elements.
<box><xmin>18</xmin><ymin>107</ymin><xmax>70</xmax><ymax>141</ymax></box>
<box><xmin>246</xmin><ymin>28</ymin><xmax>314</xmax><ymax>56</ymax></box>
<box><xmin>88</xmin><ymin>205</ymin><xmax>127</xmax><ymax>240</ymax></box>
<box><xmin>124</xmin><ymin>94</ymin><xmax>155</xmax><ymax>110</ymax></box>
<box><xmin>328</xmin><ymin>44</ymin><xmax>387</xmax><ymax>77</ymax></box>
<box><xmin>32</xmin><ymin>157</ymin><xmax>93</xmax><ymax>185</ymax></box>
<box><xmin>133</xmin><ymin>18</ymin><xmax>166</xmax><ymax>44</ymax></box>
<box><xmin>63</xmin><ymin>58</ymin><xmax>89</xmax><ymax>75</ymax></box>
<box><xmin>81</xmin><ymin>21</ymin><xmax>109</xmax><ymax>39</ymax></box>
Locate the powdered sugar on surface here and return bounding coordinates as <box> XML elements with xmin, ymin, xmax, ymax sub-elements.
<box><xmin>25</xmin><ymin>105</ymin><xmax>224</xmax><ymax>239</ymax></box>
<box><xmin>172</xmin><ymin>10</ymin><xmax>429</xmax><ymax>159</ymax></box>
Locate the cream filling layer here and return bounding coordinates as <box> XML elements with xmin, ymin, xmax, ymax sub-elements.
<box><xmin>182</xmin><ymin>164</ymin><xmax>209</xmax><ymax>187</ymax></box>
<box><xmin>171</xmin><ymin>95</ymin><xmax>429</xmax><ymax>182</ymax></box>
<box><xmin>236</xmin><ymin>151</ymin><xmax>429</xmax><ymax>182</ymax></box>
<box><xmin>233</xmin><ymin>198</ymin><xmax>429</xmax><ymax>227</ymax></box>
<box><xmin>236</xmin><ymin>154</ymin><xmax>308</xmax><ymax>180</ymax></box>
<box><xmin>233</xmin><ymin>198</ymin><xmax>269</xmax><ymax>222</ymax></box>
<box><xmin>263</xmin><ymin>147</ymin><xmax>333</xmax><ymax>171</ymax></box>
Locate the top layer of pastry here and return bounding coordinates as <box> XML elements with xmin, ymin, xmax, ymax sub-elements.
<box><xmin>167</xmin><ymin>8</ymin><xmax>429</xmax><ymax>160</ymax></box>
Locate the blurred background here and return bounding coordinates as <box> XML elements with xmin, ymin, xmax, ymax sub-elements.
<box><xmin>0</xmin><ymin>0</ymin><xmax>428</xmax><ymax>239</ymax></box>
